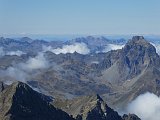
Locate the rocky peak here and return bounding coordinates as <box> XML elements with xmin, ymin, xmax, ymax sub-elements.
<box><xmin>96</xmin><ymin>94</ymin><xmax>103</xmax><ymax>102</ymax></box>
<box><xmin>79</xmin><ymin>94</ymin><xmax>140</xmax><ymax>120</ymax></box>
<box><xmin>122</xmin><ymin>36</ymin><xmax>157</xmax><ymax>63</ymax></box>
<box><xmin>14</xmin><ymin>81</ymin><xmax>32</xmax><ymax>91</ymax></box>
<box><xmin>132</xmin><ymin>36</ymin><xmax>144</xmax><ymax>41</ymax></box>
<box><xmin>62</xmin><ymin>94</ymin><xmax>123</xmax><ymax>120</ymax></box>
<box><xmin>86</xmin><ymin>36</ymin><xmax>95</xmax><ymax>40</ymax></box>
<box><xmin>115</xmin><ymin>36</ymin><xmax>160</xmax><ymax>81</ymax></box>
<box><xmin>20</xmin><ymin>37</ymin><xmax>33</xmax><ymax>43</ymax></box>
<box><xmin>0</xmin><ymin>81</ymin><xmax>75</xmax><ymax>120</ymax></box>
<box><xmin>85</xmin><ymin>94</ymin><xmax>122</xmax><ymax>120</ymax></box>
<box><xmin>124</xmin><ymin>36</ymin><xmax>156</xmax><ymax>52</ymax></box>
<box><xmin>123</xmin><ymin>114</ymin><xmax>141</xmax><ymax>120</ymax></box>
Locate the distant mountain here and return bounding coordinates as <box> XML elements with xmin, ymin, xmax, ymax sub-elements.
<box><xmin>0</xmin><ymin>37</ymin><xmax>63</xmax><ymax>54</ymax></box>
<box><xmin>67</xmin><ymin>36</ymin><xmax>127</xmax><ymax>53</ymax></box>
<box><xmin>0</xmin><ymin>36</ymin><xmax>127</xmax><ymax>54</ymax></box>
<box><xmin>0</xmin><ymin>35</ymin><xmax>159</xmax><ymax>55</ymax></box>
<box><xmin>20</xmin><ymin>37</ymin><xmax>34</xmax><ymax>43</ymax></box>
<box><xmin>69</xmin><ymin>36</ymin><xmax>127</xmax><ymax>45</ymax></box>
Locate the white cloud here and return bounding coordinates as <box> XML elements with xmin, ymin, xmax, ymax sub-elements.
<box><xmin>0</xmin><ymin>47</ymin><xmax>25</xmax><ymax>56</ymax></box>
<box><xmin>0</xmin><ymin>52</ymin><xmax>49</xmax><ymax>82</ymax></box>
<box><xmin>23</xmin><ymin>53</ymin><xmax>49</xmax><ymax>70</ymax></box>
<box><xmin>150</xmin><ymin>43</ymin><xmax>160</xmax><ymax>55</ymax></box>
<box><xmin>6</xmin><ymin>50</ymin><xmax>25</xmax><ymax>56</ymax></box>
<box><xmin>0</xmin><ymin>47</ymin><xmax>5</xmax><ymax>56</ymax></box>
<box><xmin>43</xmin><ymin>43</ymin><xmax>90</xmax><ymax>55</ymax></box>
<box><xmin>127</xmin><ymin>92</ymin><xmax>160</xmax><ymax>120</ymax></box>
<box><xmin>5</xmin><ymin>67</ymin><xmax>28</xmax><ymax>82</ymax></box>
<box><xmin>103</xmin><ymin>44</ymin><xmax>124</xmax><ymax>53</ymax></box>
<box><xmin>91</xmin><ymin>61</ymin><xmax>99</xmax><ymax>64</ymax></box>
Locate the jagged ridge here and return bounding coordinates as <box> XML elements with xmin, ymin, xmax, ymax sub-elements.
<box><xmin>0</xmin><ymin>81</ymin><xmax>74</xmax><ymax>120</ymax></box>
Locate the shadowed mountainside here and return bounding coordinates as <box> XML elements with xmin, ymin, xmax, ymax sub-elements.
<box><xmin>0</xmin><ymin>81</ymin><xmax>75</xmax><ymax>120</ymax></box>
<box><xmin>0</xmin><ymin>81</ymin><xmax>140</xmax><ymax>120</ymax></box>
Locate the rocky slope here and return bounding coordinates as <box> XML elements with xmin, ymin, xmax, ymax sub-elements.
<box><xmin>0</xmin><ymin>81</ymin><xmax>75</xmax><ymax>120</ymax></box>
<box><xmin>54</xmin><ymin>94</ymin><xmax>122</xmax><ymax>120</ymax></box>
<box><xmin>43</xmin><ymin>36</ymin><xmax>160</xmax><ymax>106</ymax></box>
<box><xmin>0</xmin><ymin>36</ymin><xmax>160</xmax><ymax>109</ymax></box>
<box><xmin>53</xmin><ymin>94</ymin><xmax>140</xmax><ymax>120</ymax></box>
<box><xmin>0</xmin><ymin>81</ymin><xmax>140</xmax><ymax>120</ymax></box>
<box><xmin>99</xmin><ymin>36</ymin><xmax>160</xmax><ymax>83</ymax></box>
<box><xmin>108</xmin><ymin>36</ymin><xmax>160</xmax><ymax>107</ymax></box>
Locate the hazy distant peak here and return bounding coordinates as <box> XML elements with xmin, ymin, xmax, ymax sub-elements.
<box><xmin>20</xmin><ymin>37</ymin><xmax>33</xmax><ymax>43</ymax></box>
<box><xmin>132</xmin><ymin>36</ymin><xmax>144</xmax><ymax>41</ymax></box>
<box><xmin>0</xmin><ymin>37</ymin><xmax>5</xmax><ymax>40</ymax></box>
<box><xmin>21</xmin><ymin>37</ymin><xmax>32</xmax><ymax>39</ymax></box>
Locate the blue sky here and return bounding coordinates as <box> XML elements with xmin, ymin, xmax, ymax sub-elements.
<box><xmin>0</xmin><ymin>0</ymin><xmax>160</xmax><ymax>35</ymax></box>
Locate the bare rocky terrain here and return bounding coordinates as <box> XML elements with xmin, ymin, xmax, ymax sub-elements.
<box><xmin>0</xmin><ymin>35</ymin><xmax>159</xmax><ymax>119</ymax></box>
<box><xmin>0</xmin><ymin>82</ymin><xmax>140</xmax><ymax>120</ymax></box>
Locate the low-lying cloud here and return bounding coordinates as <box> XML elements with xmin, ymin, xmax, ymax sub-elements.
<box><xmin>0</xmin><ymin>52</ymin><xmax>49</xmax><ymax>82</ymax></box>
<box><xmin>103</xmin><ymin>44</ymin><xmax>124</xmax><ymax>53</ymax></box>
<box><xmin>6</xmin><ymin>50</ymin><xmax>25</xmax><ymax>56</ymax></box>
<box><xmin>150</xmin><ymin>43</ymin><xmax>160</xmax><ymax>55</ymax></box>
<box><xmin>23</xmin><ymin>53</ymin><xmax>49</xmax><ymax>70</ymax></box>
<box><xmin>0</xmin><ymin>47</ymin><xmax>5</xmax><ymax>56</ymax></box>
<box><xmin>43</xmin><ymin>43</ymin><xmax>90</xmax><ymax>54</ymax></box>
<box><xmin>5</xmin><ymin>66</ymin><xmax>28</xmax><ymax>82</ymax></box>
<box><xmin>0</xmin><ymin>47</ymin><xmax>25</xmax><ymax>56</ymax></box>
<box><xmin>127</xmin><ymin>92</ymin><xmax>160</xmax><ymax>120</ymax></box>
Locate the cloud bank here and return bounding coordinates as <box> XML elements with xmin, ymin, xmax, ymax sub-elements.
<box><xmin>5</xmin><ymin>66</ymin><xmax>28</xmax><ymax>82</ymax></box>
<box><xmin>43</xmin><ymin>43</ymin><xmax>90</xmax><ymax>54</ymax></box>
<box><xmin>0</xmin><ymin>47</ymin><xmax>25</xmax><ymax>56</ymax></box>
<box><xmin>0</xmin><ymin>52</ymin><xmax>49</xmax><ymax>82</ymax></box>
<box><xmin>150</xmin><ymin>43</ymin><xmax>160</xmax><ymax>55</ymax></box>
<box><xmin>6</xmin><ymin>50</ymin><xmax>25</xmax><ymax>56</ymax></box>
<box><xmin>127</xmin><ymin>92</ymin><xmax>160</xmax><ymax>120</ymax></box>
<box><xmin>23</xmin><ymin>53</ymin><xmax>49</xmax><ymax>70</ymax></box>
<box><xmin>103</xmin><ymin>44</ymin><xmax>124</xmax><ymax>53</ymax></box>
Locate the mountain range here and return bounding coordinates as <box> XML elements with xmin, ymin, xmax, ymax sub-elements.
<box><xmin>0</xmin><ymin>35</ymin><xmax>160</xmax><ymax>119</ymax></box>
<box><xmin>0</xmin><ymin>81</ymin><xmax>140</xmax><ymax>120</ymax></box>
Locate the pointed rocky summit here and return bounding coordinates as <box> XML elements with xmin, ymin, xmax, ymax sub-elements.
<box><xmin>0</xmin><ymin>81</ymin><xmax>75</xmax><ymax>120</ymax></box>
